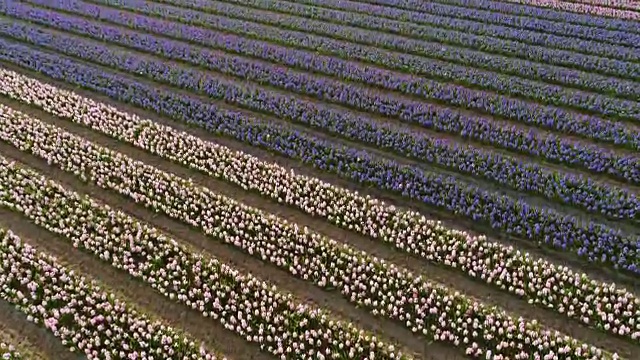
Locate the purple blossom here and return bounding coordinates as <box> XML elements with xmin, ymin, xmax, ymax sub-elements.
<box><xmin>359</xmin><ymin>0</ymin><xmax>640</xmax><ymax>31</ymax></box>
<box><xmin>1</xmin><ymin>13</ymin><xmax>639</xmax><ymax>221</ymax></box>
<box><xmin>4</xmin><ymin>67</ymin><xmax>636</xmax><ymax>343</ymax></box>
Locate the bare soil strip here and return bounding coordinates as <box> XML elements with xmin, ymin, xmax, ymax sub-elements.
<box><xmin>0</xmin><ymin>329</ymin><xmax>47</xmax><ymax>360</ymax></box>
<box><xmin>2</xmin><ymin>97</ymin><xmax>639</xmax><ymax>358</ymax></box>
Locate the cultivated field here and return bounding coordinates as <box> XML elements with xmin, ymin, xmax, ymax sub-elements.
<box><xmin>0</xmin><ymin>0</ymin><xmax>638</xmax><ymax>359</ymax></box>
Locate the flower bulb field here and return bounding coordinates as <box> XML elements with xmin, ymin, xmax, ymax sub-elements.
<box><xmin>0</xmin><ymin>0</ymin><xmax>638</xmax><ymax>359</ymax></box>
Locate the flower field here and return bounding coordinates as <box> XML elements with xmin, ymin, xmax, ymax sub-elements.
<box><xmin>0</xmin><ymin>0</ymin><xmax>637</xmax><ymax>359</ymax></box>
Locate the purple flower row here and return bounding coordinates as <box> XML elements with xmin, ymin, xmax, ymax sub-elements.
<box><xmin>2</xmin><ymin>38</ymin><xmax>637</xmax><ymax>273</ymax></box>
<box><xmin>42</xmin><ymin>0</ymin><xmax>640</xmax><ymax>120</ymax></box>
<box><xmin>287</xmin><ymin>0</ymin><xmax>640</xmax><ymax>52</ymax></box>
<box><xmin>25</xmin><ymin>1</ymin><xmax>640</xmax><ymax>185</ymax></box>
<box><xmin>6</xmin><ymin>12</ymin><xmax>640</xmax><ymax>221</ymax></box>
<box><xmin>140</xmin><ymin>0</ymin><xmax>640</xmax><ymax>136</ymax></box>
<box><xmin>132</xmin><ymin>0</ymin><xmax>640</xmax><ymax>80</ymax></box>
<box><xmin>76</xmin><ymin>0</ymin><xmax>640</xmax><ymax>101</ymax></box>
<box><xmin>222</xmin><ymin>0</ymin><xmax>640</xmax><ymax>59</ymax></box>
<box><xmin>352</xmin><ymin>0</ymin><xmax>640</xmax><ymax>33</ymax></box>
<box><xmin>0</xmin><ymin>157</ymin><xmax>405</xmax><ymax>360</ymax></box>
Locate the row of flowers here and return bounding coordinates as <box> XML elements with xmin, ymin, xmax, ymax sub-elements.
<box><xmin>2</xmin><ymin>40</ymin><xmax>637</xmax><ymax>273</ymax></box>
<box><xmin>127</xmin><ymin>0</ymin><xmax>640</xmax><ymax>81</ymax></box>
<box><xmin>498</xmin><ymin>0</ymin><xmax>640</xmax><ymax>20</ymax></box>
<box><xmin>35</xmin><ymin>0</ymin><xmax>640</xmax><ymax>129</ymax></box>
<box><xmin>4</xmin><ymin>17</ymin><xmax>639</xmax><ymax>224</ymax></box>
<box><xmin>54</xmin><ymin>0</ymin><xmax>640</xmax><ymax>181</ymax></box>
<box><xmin>85</xmin><ymin>0</ymin><xmax>640</xmax><ymax>102</ymax></box>
<box><xmin>0</xmin><ymin>159</ymin><xmax>407</xmax><ymax>360</ymax></box>
<box><xmin>543</xmin><ymin>0</ymin><xmax>640</xmax><ymax>11</ymax></box>
<box><xmin>548</xmin><ymin>0</ymin><xmax>640</xmax><ymax>11</ymax></box>
<box><xmin>221</xmin><ymin>0</ymin><xmax>640</xmax><ymax>56</ymax></box>
<box><xmin>0</xmin><ymin>228</ymin><xmax>223</xmax><ymax>360</ymax></box>
<box><xmin>366</xmin><ymin>0</ymin><xmax>640</xmax><ymax>30</ymax></box>
<box><xmin>285</xmin><ymin>0</ymin><xmax>640</xmax><ymax>52</ymax></box>
<box><xmin>0</xmin><ymin>103</ymin><xmax>615</xmax><ymax>359</ymax></box>
<box><xmin>3</xmin><ymin>67</ymin><xmax>638</xmax><ymax>343</ymax></box>
<box><xmin>23</xmin><ymin>0</ymin><xmax>640</xmax><ymax>145</ymax></box>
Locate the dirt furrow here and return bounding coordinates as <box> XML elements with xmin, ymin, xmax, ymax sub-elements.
<box><xmin>2</xmin><ymin>96</ymin><xmax>639</xmax><ymax>357</ymax></box>
<box><xmin>0</xmin><ymin>329</ymin><xmax>49</xmax><ymax>360</ymax></box>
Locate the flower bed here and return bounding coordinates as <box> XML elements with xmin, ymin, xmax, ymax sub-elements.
<box><xmin>0</xmin><ymin>228</ymin><xmax>223</xmax><ymax>360</ymax></box>
<box><xmin>0</xmin><ymin>68</ymin><xmax>638</xmax><ymax>343</ymax></box>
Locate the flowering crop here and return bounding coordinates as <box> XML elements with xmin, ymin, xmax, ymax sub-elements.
<box><xmin>64</xmin><ymin>0</ymin><xmax>640</xmax><ymax>102</ymax></box>
<box><xmin>0</xmin><ymin>157</ymin><xmax>409</xmax><ymax>360</ymax></box>
<box><xmin>281</xmin><ymin>0</ymin><xmax>640</xmax><ymax>52</ymax></box>
<box><xmin>2</xmin><ymin>68</ymin><xmax>638</xmax><ymax>343</ymax></box>
<box><xmin>92</xmin><ymin>2</ymin><xmax>636</xmax><ymax>117</ymax></box>
<box><xmin>355</xmin><ymin>0</ymin><xmax>640</xmax><ymax>30</ymax></box>
<box><xmin>3</xmin><ymin>16</ymin><xmax>639</xmax><ymax>223</ymax></box>
<box><xmin>0</xmin><ymin>228</ymin><xmax>223</xmax><ymax>360</ymax></box>
<box><xmin>0</xmin><ymin>103</ymin><xmax>618</xmax><ymax>358</ymax></box>
<box><xmin>0</xmin><ymin>343</ymin><xmax>22</xmax><ymax>360</ymax></box>
<box><xmin>37</xmin><ymin>1</ymin><xmax>640</xmax><ymax>183</ymax></box>
<box><xmin>18</xmin><ymin>3</ymin><xmax>640</xmax><ymax>126</ymax></box>
<box><xmin>555</xmin><ymin>0</ymin><xmax>640</xmax><ymax>11</ymax></box>
<box><xmin>2</xmin><ymin>39</ymin><xmax>638</xmax><ymax>274</ymax></box>
<box><xmin>220</xmin><ymin>0</ymin><xmax>640</xmax><ymax>52</ymax></box>
<box><xmin>492</xmin><ymin>0</ymin><xmax>640</xmax><ymax>20</ymax></box>
<box><xmin>18</xmin><ymin>0</ymin><xmax>640</xmax><ymax>132</ymax></box>
<box><xmin>0</xmin><ymin>0</ymin><xmax>638</xmax><ymax>357</ymax></box>
<box><xmin>534</xmin><ymin>0</ymin><xmax>640</xmax><ymax>11</ymax></box>
<box><xmin>111</xmin><ymin>0</ymin><xmax>640</xmax><ymax>80</ymax></box>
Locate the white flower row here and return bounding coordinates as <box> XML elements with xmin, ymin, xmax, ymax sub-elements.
<box><xmin>1</xmin><ymin>68</ymin><xmax>637</xmax><ymax>342</ymax></box>
<box><xmin>0</xmin><ymin>228</ymin><xmax>222</xmax><ymax>360</ymax></box>
<box><xmin>0</xmin><ymin>103</ymin><xmax>612</xmax><ymax>359</ymax></box>
<box><xmin>0</xmin><ymin>157</ymin><xmax>405</xmax><ymax>360</ymax></box>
